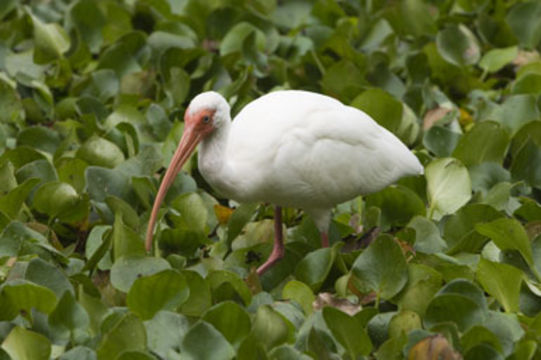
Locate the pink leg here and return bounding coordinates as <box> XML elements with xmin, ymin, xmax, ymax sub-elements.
<box><xmin>256</xmin><ymin>206</ymin><xmax>284</xmax><ymax>276</ymax></box>
<box><xmin>321</xmin><ymin>232</ymin><xmax>329</xmax><ymax>248</ymax></box>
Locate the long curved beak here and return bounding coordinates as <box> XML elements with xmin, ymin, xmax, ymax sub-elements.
<box><xmin>145</xmin><ymin>126</ymin><xmax>202</xmax><ymax>251</ymax></box>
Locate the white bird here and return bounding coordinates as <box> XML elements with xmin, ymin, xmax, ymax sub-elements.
<box><xmin>145</xmin><ymin>90</ymin><xmax>423</xmax><ymax>275</ymax></box>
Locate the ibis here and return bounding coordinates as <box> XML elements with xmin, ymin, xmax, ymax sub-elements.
<box><xmin>145</xmin><ymin>90</ymin><xmax>423</xmax><ymax>275</ymax></box>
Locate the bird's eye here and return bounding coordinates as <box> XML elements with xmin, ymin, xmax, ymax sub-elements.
<box><xmin>202</xmin><ymin>115</ymin><xmax>210</xmax><ymax>123</ymax></box>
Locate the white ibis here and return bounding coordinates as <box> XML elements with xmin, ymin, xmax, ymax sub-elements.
<box><xmin>145</xmin><ymin>90</ymin><xmax>423</xmax><ymax>275</ymax></box>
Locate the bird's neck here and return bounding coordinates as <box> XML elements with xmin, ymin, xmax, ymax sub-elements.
<box><xmin>198</xmin><ymin>120</ymin><xmax>236</xmax><ymax>195</ymax></box>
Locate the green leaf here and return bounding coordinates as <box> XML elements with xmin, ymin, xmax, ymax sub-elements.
<box><xmin>97</xmin><ymin>313</ymin><xmax>146</xmax><ymax>360</ymax></box>
<box><xmin>29</xmin><ymin>11</ymin><xmax>70</xmax><ymax>64</ymax></box>
<box><xmin>179</xmin><ymin>270</ymin><xmax>212</xmax><ymax>317</ymax></box>
<box><xmin>110</xmin><ymin>255</ymin><xmax>170</xmax><ymax>292</ymax></box>
<box><xmin>424</xmin><ymin>279</ymin><xmax>487</xmax><ymax>331</ymax></box>
<box><xmin>443</xmin><ymin>203</ymin><xmax>503</xmax><ymax>253</ymax></box>
<box><xmin>1</xmin><ymin>326</ymin><xmax>51</xmax><ymax>360</ymax></box>
<box><xmin>512</xmin><ymin>73</ymin><xmax>541</xmax><ymax>94</ymax></box>
<box><xmin>112</xmin><ymin>212</ymin><xmax>144</xmax><ymax>260</ymax></box>
<box><xmin>49</xmin><ymin>291</ymin><xmax>90</xmax><ymax>338</ymax></box>
<box><xmin>506</xmin><ymin>1</ymin><xmax>541</xmax><ymax>48</ymax></box>
<box><xmin>180</xmin><ymin>321</ymin><xmax>235</xmax><ymax>360</ymax></box>
<box><xmin>2</xmin><ymin>279</ymin><xmax>57</xmax><ymax>315</ymax></box>
<box><xmin>407</xmin><ymin>216</ymin><xmax>447</xmax><ymax>254</ymax></box>
<box><xmin>33</xmin><ymin>181</ymin><xmax>83</xmax><ymax>219</ymax></box>
<box><xmin>67</xmin><ymin>0</ymin><xmax>106</xmax><ymax>53</ymax></box>
<box><xmin>365</xmin><ymin>185</ymin><xmax>426</xmax><ymax>229</ymax></box>
<box><xmin>226</xmin><ymin>203</ymin><xmax>258</xmax><ymax>247</ymax></box>
<box><xmin>426</xmin><ymin>157</ymin><xmax>472</xmax><ymax>220</ymax></box>
<box><xmin>352</xmin><ymin>235</ymin><xmax>408</xmax><ymax>300</ymax></box>
<box><xmin>127</xmin><ymin>269</ymin><xmax>189</xmax><ymax>320</ymax></box>
<box><xmin>351</xmin><ymin>88</ymin><xmax>404</xmax><ymax>140</ymax></box>
<box><xmin>282</xmin><ymin>280</ymin><xmax>315</xmax><ymax>316</ymax></box>
<box><xmin>452</xmin><ymin>122</ymin><xmax>510</xmax><ymax>167</ymax></box>
<box><xmin>25</xmin><ymin>257</ymin><xmax>73</xmax><ymax>298</ymax></box>
<box><xmin>202</xmin><ymin>301</ymin><xmax>251</xmax><ymax>347</ymax></box>
<box><xmin>77</xmin><ymin>137</ymin><xmax>125</xmax><ymax>169</ymax></box>
<box><xmin>476</xmin><ymin>218</ymin><xmax>534</xmax><ymax>266</ymax></box>
<box><xmin>295</xmin><ymin>247</ymin><xmax>335</xmax><ymax>292</ymax></box>
<box><xmin>436</xmin><ymin>24</ymin><xmax>481</xmax><ymax>66</ymax></box>
<box><xmin>170</xmin><ymin>192</ymin><xmax>208</xmax><ymax>233</ymax></box>
<box><xmin>479</xmin><ymin>46</ymin><xmax>518</xmax><ymax>73</ymax></box>
<box><xmin>58</xmin><ymin>346</ymin><xmax>96</xmax><ymax>360</ymax></box>
<box><xmin>0</xmin><ymin>178</ymin><xmax>39</xmax><ymax>219</ymax></box>
<box><xmin>395</xmin><ymin>263</ymin><xmax>443</xmax><ymax>316</ymax></box>
<box><xmin>323</xmin><ymin>307</ymin><xmax>372</xmax><ymax>357</ymax></box>
<box><xmin>207</xmin><ymin>270</ymin><xmax>252</xmax><ymax>306</ymax></box>
<box><xmin>251</xmin><ymin>305</ymin><xmax>292</xmax><ymax>350</ymax></box>
<box><xmin>144</xmin><ymin>311</ymin><xmax>189</xmax><ymax>359</ymax></box>
<box><xmin>476</xmin><ymin>258</ymin><xmax>522</xmax><ymax>313</ymax></box>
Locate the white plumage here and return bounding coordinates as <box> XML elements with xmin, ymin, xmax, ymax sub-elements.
<box><xmin>146</xmin><ymin>90</ymin><xmax>423</xmax><ymax>275</ymax></box>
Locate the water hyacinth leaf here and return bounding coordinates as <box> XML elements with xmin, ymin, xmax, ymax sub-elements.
<box><xmin>112</xmin><ymin>213</ymin><xmax>145</xmax><ymax>260</ymax></box>
<box><xmin>365</xmin><ymin>185</ymin><xmax>426</xmax><ymax>229</ymax></box>
<box><xmin>207</xmin><ymin>270</ymin><xmax>252</xmax><ymax>306</ymax></box>
<box><xmin>32</xmin><ymin>181</ymin><xmax>82</xmax><ymax>218</ymax></box>
<box><xmin>226</xmin><ymin>203</ymin><xmax>258</xmax><ymax>247</ymax></box>
<box><xmin>426</xmin><ymin>157</ymin><xmax>471</xmax><ymax>220</ymax></box>
<box><xmin>295</xmin><ymin>247</ymin><xmax>334</xmax><ymax>292</ymax></box>
<box><xmin>2</xmin><ymin>280</ymin><xmax>57</xmax><ymax>315</ymax></box>
<box><xmin>58</xmin><ymin>346</ymin><xmax>96</xmax><ymax>360</ymax></box>
<box><xmin>506</xmin><ymin>1</ymin><xmax>541</xmax><ymax>48</ymax></box>
<box><xmin>202</xmin><ymin>301</ymin><xmax>251</xmax><ymax>347</ymax></box>
<box><xmin>25</xmin><ymin>257</ymin><xmax>73</xmax><ymax>298</ymax></box>
<box><xmin>0</xmin><ymin>178</ymin><xmax>39</xmax><ymax>219</ymax></box>
<box><xmin>495</xmin><ymin>95</ymin><xmax>540</xmax><ymax>135</ymax></box>
<box><xmin>144</xmin><ymin>311</ymin><xmax>189</xmax><ymax>359</ymax></box>
<box><xmin>322</xmin><ymin>307</ymin><xmax>372</xmax><ymax>357</ymax></box>
<box><xmin>395</xmin><ymin>263</ymin><xmax>443</xmax><ymax>316</ymax></box>
<box><xmin>436</xmin><ymin>24</ymin><xmax>481</xmax><ymax>66</ymax></box>
<box><xmin>180</xmin><ymin>321</ymin><xmax>235</xmax><ymax>360</ymax></box>
<box><xmin>96</xmin><ymin>313</ymin><xmax>146</xmax><ymax>360</ymax></box>
<box><xmin>110</xmin><ymin>255</ymin><xmax>170</xmax><ymax>293</ymax></box>
<box><xmin>452</xmin><ymin>122</ymin><xmax>510</xmax><ymax>167</ymax></box>
<box><xmin>424</xmin><ymin>279</ymin><xmax>487</xmax><ymax>331</ymax></box>
<box><xmin>127</xmin><ymin>269</ymin><xmax>189</xmax><ymax>320</ymax></box>
<box><xmin>1</xmin><ymin>326</ymin><xmax>51</xmax><ymax>360</ymax></box>
<box><xmin>17</xmin><ymin>126</ymin><xmax>61</xmax><ymax>154</ymax></box>
<box><xmin>422</xmin><ymin>125</ymin><xmax>461</xmax><ymax>157</ymax></box>
<box><xmin>476</xmin><ymin>218</ymin><xmax>533</xmax><ymax>266</ymax></box>
<box><xmin>352</xmin><ymin>235</ymin><xmax>408</xmax><ymax>300</ymax></box>
<box><xmin>479</xmin><ymin>46</ymin><xmax>518</xmax><ymax>73</ymax></box>
<box><xmin>179</xmin><ymin>270</ymin><xmax>212</xmax><ymax>317</ymax></box>
<box><xmin>251</xmin><ymin>305</ymin><xmax>292</xmax><ymax>350</ymax></box>
<box><xmin>170</xmin><ymin>192</ymin><xmax>208</xmax><ymax>233</ymax></box>
<box><xmin>49</xmin><ymin>291</ymin><xmax>90</xmax><ymax>337</ymax></box>
<box><xmin>77</xmin><ymin>137</ymin><xmax>125</xmax><ymax>169</ymax></box>
<box><xmin>97</xmin><ymin>31</ymin><xmax>148</xmax><ymax>78</ymax></box>
<box><xmin>407</xmin><ymin>216</ymin><xmax>447</xmax><ymax>254</ymax></box>
<box><xmin>476</xmin><ymin>258</ymin><xmax>522</xmax><ymax>313</ymax></box>
<box><xmin>29</xmin><ymin>11</ymin><xmax>70</xmax><ymax>64</ymax></box>
<box><xmin>513</xmin><ymin>72</ymin><xmax>541</xmax><ymax>94</ymax></box>
<box><xmin>351</xmin><ymin>88</ymin><xmax>403</xmax><ymax>140</ymax></box>
<box><xmin>443</xmin><ymin>203</ymin><xmax>503</xmax><ymax>253</ymax></box>
<box><xmin>67</xmin><ymin>0</ymin><xmax>107</xmax><ymax>53</ymax></box>
<box><xmin>510</xmin><ymin>139</ymin><xmax>541</xmax><ymax>188</ymax></box>
<box><xmin>282</xmin><ymin>280</ymin><xmax>315</xmax><ymax>315</ymax></box>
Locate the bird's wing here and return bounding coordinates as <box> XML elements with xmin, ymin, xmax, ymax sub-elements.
<box><xmin>227</xmin><ymin>91</ymin><xmax>422</xmax><ymax>208</ymax></box>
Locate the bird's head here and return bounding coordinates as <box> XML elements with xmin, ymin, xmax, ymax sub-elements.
<box><xmin>145</xmin><ymin>91</ymin><xmax>230</xmax><ymax>251</ymax></box>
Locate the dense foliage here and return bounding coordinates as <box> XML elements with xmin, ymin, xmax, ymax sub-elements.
<box><xmin>1</xmin><ymin>0</ymin><xmax>541</xmax><ymax>358</ymax></box>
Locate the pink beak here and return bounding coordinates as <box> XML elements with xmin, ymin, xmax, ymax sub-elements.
<box><xmin>145</xmin><ymin>124</ymin><xmax>202</xmax><ymax>251</ymax></box>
